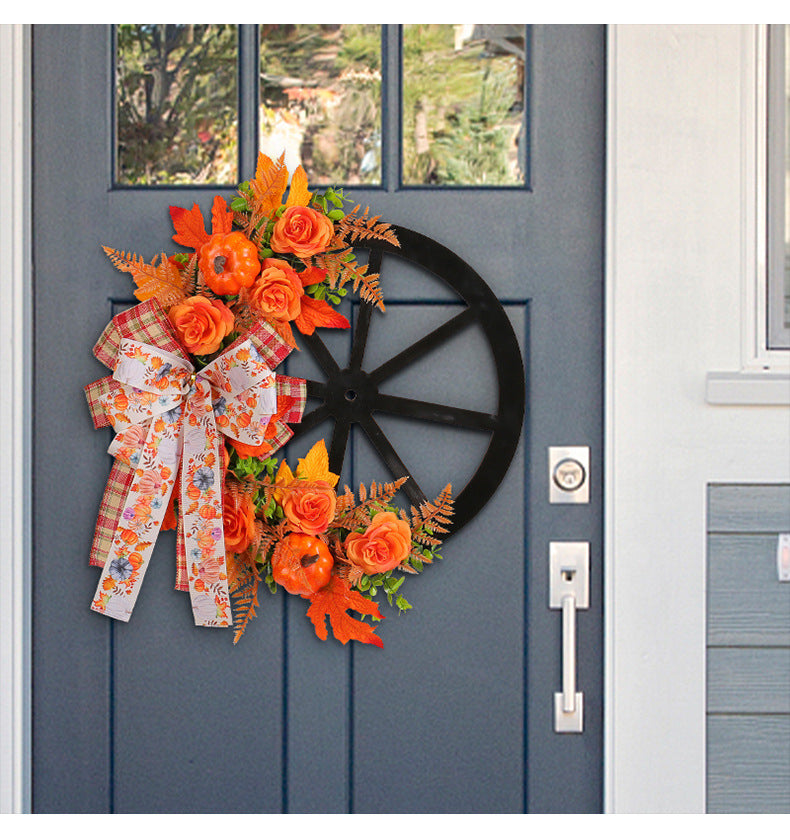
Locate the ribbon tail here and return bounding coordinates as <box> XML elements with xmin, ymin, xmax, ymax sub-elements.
<box><xmin>179</xmin><ymin>381</ymin><xmax>233</xmax><ymax>628</ymax></box>
<box><xmin>91</xmin><ymin>416</ymin><xmax>182</xmax><ymax>621</ymax></box>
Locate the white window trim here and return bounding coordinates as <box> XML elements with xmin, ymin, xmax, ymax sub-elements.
<box><xmin>706</xmin><ymin>24</ymin><xmax>790</xmax><ymax>405</ymax></box>
<box><xmin>745</xmin><ymin>25</ymin><xmax>787</xmax><ymax>372</ymax></box>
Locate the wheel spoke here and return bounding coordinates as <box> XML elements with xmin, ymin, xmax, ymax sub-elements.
<box><xmin>299</xmin><ymin>330</ymin><xmax>341</xmax><ymax>377</ymax></box>
<box><xmin>328</xmin><ymin>416</ymin><xmax>351</xmax><ymax>475</ymax></box>
<box><xmin>368</xmin><ymin>306</ymin><xmax>477</xmax><ymax>385</ymax></box>
<box><xmin>358</xmin><ymin>414</ymin><xmax>426</xmax><ymax>507</ymax></box>
<box><xmin>348</xmin><ymin>249</ymin><xmax>382</xmax><ymax>371</ymax></box>
<box><xmin>374</xmin><ymin>393</ymin><xmax>499</xmax><ymax>431</ymax></box>
<box><xmin>304</xmin><ymin>379</ymin><xmax>329</xmax><ymax>399</ymax></box>
<box><xmin>349</xmin><ymin>302</ymin><xmax>374</xmax><ymax>372</ymax></box>
<box><xmin>288</xmin><ymin>403</ymin><xmax>331</xmax><ymax>442</ymax></box>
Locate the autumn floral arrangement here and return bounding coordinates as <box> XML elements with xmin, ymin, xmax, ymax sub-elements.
<box><xmin>84</xmin><ymin>152</ymin><xmax>453</xmax><ymax>648</ymax></box>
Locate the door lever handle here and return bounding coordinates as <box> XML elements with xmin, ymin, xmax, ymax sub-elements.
<box><xmin>549</xmin><ymin>542</ymin><xmax>589</xmax><ymax>733</ymax></box>
<box><xmin>561</xmin><ymin>593</ymin><xmax>577</xmax><ymax>713</ymax></box>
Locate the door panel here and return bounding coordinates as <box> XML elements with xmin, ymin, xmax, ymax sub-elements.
<box><xmin>32</xmin><ymin>24</ymin><xmax>604</xmax><ymax>813</ymax></box>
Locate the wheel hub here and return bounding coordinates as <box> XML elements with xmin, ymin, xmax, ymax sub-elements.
<box><xmin>325</xmin><ymin>368</ymin><xmax>378</xmax><ymax>419</ymax></box>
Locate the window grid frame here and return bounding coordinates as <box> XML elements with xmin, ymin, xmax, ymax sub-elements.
<box><xmin>111</xmin><ymin>24</ymin><xmax>532</xmax><ymax>193</ymax></box>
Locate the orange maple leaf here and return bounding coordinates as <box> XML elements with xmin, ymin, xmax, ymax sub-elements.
<box><xmin>285</xmin><ymin>165</ymin><xmax>312</xmax><ymax>208</ymax></box>
<box><xmin>169</xmin><ymin>203</ymin><xmax>210</xmax><ymax>251</ymax></box>
<box><xmin>210</xmin><ymin>194</ymin><xmax>234</xmax><ymax>236</ymax></box>
<box><xmin>294</xmin><ymin>295</ymin><xmax>351</xmax><ymax>335</ymax></box>
<box><xmin>272</xmin><ymin>317</ymin><xmax>299</xmax><ymax>350</ymax></box>
<box><xmin>295</xmin><ymin>439</ymin><xmax>340</xmax><ymax>487</ymax></box>
<box><xmin>298</xmin><ymin>265</ymin><xmax>327</xmax><ymax>288</ymax></box>
<box><xmin>305</xmin><ymin>574</ymin><xmax>384</xmax><ymax>647</ymax></box>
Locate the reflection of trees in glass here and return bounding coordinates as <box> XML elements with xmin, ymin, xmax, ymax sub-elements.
<box><xmin>259</xmin><ymin>24</ymin><xmax>382</xmax><ymax>185</ymax></box>
<box><xmin>116</xmin><ymin>24</ymin><xmax>238</xmax><ymax>185</ymax></box>
<box><xmin>403</xmin><ymin>24</ymin><xmax>525</xmax><ymax>186</ymax></box>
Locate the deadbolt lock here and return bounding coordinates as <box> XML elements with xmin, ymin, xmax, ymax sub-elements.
<box><xmin>548</xmin><ymin>447</ymin><xmax>590</xmax><ymax>504</ymax></box>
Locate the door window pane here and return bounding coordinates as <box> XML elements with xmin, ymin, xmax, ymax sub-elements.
<box><xmin>115</xmin><ymin>24</ymin><xmax>239</xmax><ymax>185</ymax></box>
<box><xmin>402</xmin><ymin>24</ymin><xmax>526</xmax><ymax>187</ymax></box>
<box><xmin>780</xmin><ymin>27</ymin><xmax>790</xmax><ymax>342</ymax></box>
<box><xmin>259</xmin><ymin>24</ymin><xmax>382</xmax><ymax>185</ymax></box>
<box><xmin>767</xmin><ymin>25</ymin><xmax>790</xmax><ymax>349</ymax></box>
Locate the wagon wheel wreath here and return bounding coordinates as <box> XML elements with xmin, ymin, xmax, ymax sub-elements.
<box><xmin>84</xmin><ymin>152</ymin><xmax>524</xmax><ymax>649</ymax></box>
<box><xmin>290</xmin><ymin>226</ymin><xmax>526</xmax><ymax>535</ymax></box>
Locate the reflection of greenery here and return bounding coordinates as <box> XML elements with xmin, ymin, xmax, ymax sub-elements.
<box><xmin>402</xmin><ymin>24</ymin><xmax>523</xmax><ymax>186</ymax></box>
<box><xmin>259</xmin><ymin>24</ymin><xmax>382</xmax><ymax>185</ymax></box>
<box><xmin>116</xmin><ymin>24</ymin><xmax>238</xmax><ymax>185</ymax></box>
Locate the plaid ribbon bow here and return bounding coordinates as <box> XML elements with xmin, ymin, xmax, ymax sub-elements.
<box><xmin>85</xmin><ymin>299</ymin><xmax>306</xmax><ymax>626</ymax></box>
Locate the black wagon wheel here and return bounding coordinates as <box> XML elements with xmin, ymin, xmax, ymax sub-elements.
<box><xmin>288</xmin><ymin>226</ymin><xmax>526</xmax><ymax>536</ymax></box>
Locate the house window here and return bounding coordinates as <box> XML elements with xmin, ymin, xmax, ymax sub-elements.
<box><xmin>768</xmin><ymin>24</ymin><xmax>790</xmax><ymax>350</ymax></box>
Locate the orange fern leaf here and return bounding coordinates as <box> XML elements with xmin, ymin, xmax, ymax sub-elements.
<box><xmin>338</xmin><ymin>205</ymin><xmax>400</xmax><ymax>247</ymax></box>
<box><xmin>411</xmin><ymin>483</ymin><xmax>454</xmax><ymax>535</ymax></box>
<box><xmin>229</xmin><ymin>556</ymin><xmax>261</xmax><ymax>644</ymax></box>
<box><xmin>249</xmin><ymin>151</ymin><xmax>288</xmax><ymax>219</ymax></box>
<box><xmin>351</xmin><ymin>268</ymin><xmax>385</xmax><ymax>312</ymax></box>
<box><xmin>102</xmin><ymin>248</ymin><xmax>189</xmax><ymax>307</ymax></box>
<box><xmin>307</xmin><ymin>249</ymin><xmax>385</xmax><ymax>312</ymax></box>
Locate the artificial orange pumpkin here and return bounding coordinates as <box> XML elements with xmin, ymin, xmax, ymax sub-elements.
<box><xmin>271</xmin><ymin>533</ymin><xmax>334</xmax><ymax>596</ymax></box>
<box><xmin>198</xmin><ymin>231</ymin><xmax>261</xmax><ymax>295</ymax></box>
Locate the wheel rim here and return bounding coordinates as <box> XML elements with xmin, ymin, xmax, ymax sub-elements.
<box><xmin>288</xmin><ymin>226</ymin><xmax>526</xmax><ymax>536</ymax></box>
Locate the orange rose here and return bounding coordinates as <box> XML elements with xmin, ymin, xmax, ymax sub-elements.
<box><xmin>282</xmin><ymin>480</ymin><xmax>336</xmax><ymax>536</ymax></box>
<box><xmin>344</xmin><ymin>511</ymin><xmax>411</xmax><ymax>574</ymax></box>
<box><xmin>223</xmin><ymin>489</ymin><xmax>257</xmax><ymax>554</ymax></box>
<box><xmin>168</xmin><ymin>295</ymin><xmax>235</xmax><ymax>356</ymax></box>
<box><xmin>270</xmin><ymin>205</ymin><xmax>334</xmax><ymax>259</ymax></box>
<box><xmin>232</xmin><ymin>438</ymin><xmax>272</xmax><ymax>459</ymax></box>
<box><xmin>249</xmin><ymin>258</ymin><xmax>303</xmax><ymax>322</ymax></box>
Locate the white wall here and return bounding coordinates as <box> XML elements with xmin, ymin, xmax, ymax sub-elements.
<box><xmin>607</xmin><ymin>24</ymin><xmax>790</xmax><ymax>813</ymax></box>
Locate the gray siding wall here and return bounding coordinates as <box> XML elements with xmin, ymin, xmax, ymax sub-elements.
<box><xmin>707</xmin><ymin>484</ymin><xmax>790</xmax><ymax>813</ymax></box>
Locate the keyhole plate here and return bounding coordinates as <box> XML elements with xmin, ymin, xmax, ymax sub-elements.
<box><xmin>549</xmin><ymin>542</ymin><xmax>590</xmax><ymax>609</ymax></box>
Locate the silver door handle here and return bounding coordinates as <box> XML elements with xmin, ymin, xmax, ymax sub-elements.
<box><xmin>560</xmin><ymin>593</ymin><xmax>578</xmax><ymax>713</ymax></box>
<box><xmin>549</xmin><ymin>542</ymin><xmax>589</xmax><ymax>733</ymax></box>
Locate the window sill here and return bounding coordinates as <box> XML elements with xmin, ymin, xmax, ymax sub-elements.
<box><xmin>706</xmin><ymin>371</ymin><xmax>790</xmax><ymax>405</ymax></box>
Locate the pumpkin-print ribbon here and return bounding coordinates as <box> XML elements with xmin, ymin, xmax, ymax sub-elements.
<box><xmin>91</xmin><ymin>337</ymin><xmax>278</xmax><ymax>627</ymax></box>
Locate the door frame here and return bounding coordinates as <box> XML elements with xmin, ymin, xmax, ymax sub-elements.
<box><xmin>0</xmin><ymin>22</ymin><xmax>32</xmax><ymax>816</ymax></box>
<box><xmin>8</xmin><ymin>23</ymin><xmax>783</xmax><ymax>815</ymax></box>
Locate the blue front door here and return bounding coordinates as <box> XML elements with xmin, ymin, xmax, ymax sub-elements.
<box><xmin>31</xmin><ymin>24</ymin><xmax>604</xmax><ymax>813</ymax></box>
